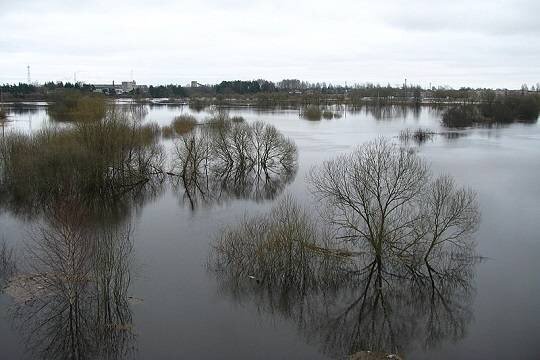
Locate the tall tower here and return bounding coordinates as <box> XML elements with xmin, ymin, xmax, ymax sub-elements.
<box><xmin>27</xmin><ymin>65</ymin><xmax>31</xmax><ymax>84</ymax></box>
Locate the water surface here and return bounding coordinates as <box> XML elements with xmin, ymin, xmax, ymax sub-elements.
<box><xmin>1</xmin><ymin>103</ymin><xmax>539</xmax><ymax>359</ymax></box>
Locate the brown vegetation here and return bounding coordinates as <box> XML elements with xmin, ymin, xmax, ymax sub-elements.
<box><xmin>48</xmin><ymin>90</ymin><xmax>107</xmax><ymax>122</ymax></box>
<box><xmin>301</xmin><ymin>105</ymin><xmax>322</xmax><ymax>120</ymax></box>
<box><xmin>0</xmin><ymin>111</ymin><xmax>165</xmax><ymax>218</ymax></box>
<box><xmin>162</xmin><ymin>115</ymin><xmax>198</xmax><ymax>138</ymax></box>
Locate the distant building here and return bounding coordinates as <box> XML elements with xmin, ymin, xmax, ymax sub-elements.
<box><xmin>92</xmin><ymin>80</ymin><xmax>148</xmax><ymax>95</ymax></box>
<box><xmin>121</xmin><ymin>81</ymin><xmax>136</xmax><ymax>92</ymax></box>
<box><xmin>93</xmin><ymin>84</ymin><xmax>117</xmax><ymax>94</ymax></box>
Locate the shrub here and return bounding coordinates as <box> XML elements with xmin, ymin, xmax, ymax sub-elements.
<box><xmin>172</xmin><ymin>115</ymin><xmax>197</xmax><ymax>134</ymax></box>
<box><xmin>230</xmin><ymin>116</ymin><xmax>245</xmax><ymax>123</ymax></box>
<box><xmin>188</xmin><ymin>98</ymin><xmax>208</xmax><ymax>112</ymax></box>
<box><xmin>486</xmin><ymin>95</ymin><xmax>540</xmax><ymax>123</ymax></box>
<box><xmin>48</xmin><ymin>90</ymin><xmax>107</xmax><ymax>122</ymax></box>
<box><xmin>162</xmin><ymin>115</ymin><xmax>197</xmax><ymax>138</ymax></box>
<box><xmin>0</xmin><ymin>113</ymin><xmax>164</xmax><ymax>218</ymax></box>
<box><xmin>399</xmin><ymin>128</ymin><xmax>434</xmax><ymax>144</ymax></box>
<box><xmin>322</xmin><ymin>110</ymin><xmax>334</xmax><ymax>119</ymax></box>
<box><xmin>442</xmin><ymin>105</ymin><xmax>480</xmax><ymax>127</ymax></box>
<box><xmin>161</xmin><ymin>125</ymin><xmax>174</xmax><ymax>138</ymax></box>
<box><xmin>302</xmin><ymin>106</ymin><xmax>322</xmax><ymax>121</ymax></box>
<box><xmin>515</xmin><ymin>96</ymin><xmax>540</xmax><ymax>121</ymax></box>
<box><xmin>491</xmin><ymin>102</ymin><xmax>514</xmax><ymax>123</ymax></box>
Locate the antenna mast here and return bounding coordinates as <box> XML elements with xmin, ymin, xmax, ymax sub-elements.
<box><xmin>27</xmin><ymin>65</ymin><xmax>31</xmax><ymax>84</ymax></box>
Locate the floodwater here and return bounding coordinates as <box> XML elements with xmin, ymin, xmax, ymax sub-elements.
<box><xmin>0</xmin><ymin>103</ymin><xmax>539</xmax><ymax>359</ymax></box>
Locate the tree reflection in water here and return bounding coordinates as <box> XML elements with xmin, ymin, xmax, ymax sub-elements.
<box><xmin>8</xmin><ymin>200</ymin><xmax>136</xmax><ymax>360</ymax></box>
<box><xmin>171</xmin><ymin>119</ymin><xmax>297</xmax><ymax>210</ymax></box>
<box><xmin>210</xmin><ymin>139</ymin><xmax>481</xmax><ymax>358</ymax></box>
<box><xmin>0</xmin><ymin>107</ymin><xmax>166</xmax><ymax>359</ymax></box>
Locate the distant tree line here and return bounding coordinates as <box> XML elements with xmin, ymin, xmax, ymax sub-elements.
<box><xmin>43</xmin><ymin>82</ymin><xmax>96</xmax><ymax>92</ymax></box>
<box><xmin>148</xmin><ymin>85</ymin><xmax>187</xmax><ymax>98</ymax></box>
<box><xmin>0</xmin><ymin>82</ymin><xmax>95</xmax><ymax>100</ymax></box>
<box><xmin>0</xmin><ymin>83</ymin><xmax>39</xmax><ymax>98</ymax></box>
<box><xmin>2</xmin><ymin>79</ymin><xmax>540</xmax><ymax>104</ymax></box>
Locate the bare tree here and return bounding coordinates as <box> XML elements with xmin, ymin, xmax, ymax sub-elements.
<box><xmin>171</xmin><ymin>119</ymin><xmax>297</xmax><ymax>209</ymax></box>
<box><xmin>419</xmin><ymin>175</ymin><xmax>479</xmax><ymax>262</ymax></box>
<box><xmin>209</xmin><ymin>192</ymin><xmax>480</xmax><ymax>358</ymax></box>
<box><xmin>308</xmin><ymin>138</ymin><xmax>428</xmax><ymax>264</ymax></box>
<box><xmin>307</xmin><ymin>138</ymin><xmax>478</xmax><ymax>268</ymax></box>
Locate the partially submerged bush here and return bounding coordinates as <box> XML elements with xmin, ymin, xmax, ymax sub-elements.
<box><xmin>322</xmin><ymin>110</ymin><xmax>334</xmax><ymax>119</ymax></box>
<box><xmin>460</xmin><ymin>94</ymin><xmax>539</xmax><ymax>125</ymax></box>
<box><xmin>161</xmin><ymin>125</ymin><xmax>174</xmax><ymax>138</ymax></box>
<box><xmin>210</xmin><ymin>196</ymin><xmax>345</xmax><ymax>293</ymax></box>
<box><xmin>188</xmin><ymin>98</ymin><xmax>208</xmax><ymax>112</ymax></box>
<box><xmin>173</xmin><ymin>115</ymin><xmax>197</xmax><ymax>134</ymax></box>
<box><xmin>489</xmin><ymin>95</ymin><xmax>540</xmax><ymax>122</ymax></box>
<box><xmin>0</xmin><ymin>109</ymin><xmax>6</xmax><ymax>121</ymax></box>
<box><xmin>205</xmin><ymin>109</ymin><xmax>231</xmax><ymax>128</ymax></box>
<box><xmin>514</xmin><ymin>95</ymin><xmax>540</xmax><ymax>121</ymax></box>
<box><xmin>162</xmin><ymin>115</ymin><xmax>197</xmax><ymax>138</ymax></box>
<box><xmin>0</xmin><ymin>112</ymin><xmax>164</xmax><ymax>218</ymax></box>
<box><xmin>210</xmin><ymin>150</ymin><xmax>481</xmax><ymax>356</ymax></box>
<box><xmin>230</xmin><ymin>116</ymin><xmax>245</xmax><ymax>123</ymax></box>
<box><xmin>442</xmin><ymin>105</ymin><xmax>481</xmax><ymax>127</ymax></box>
<box><xmin>48</xmin><ymin>90</ymin><xmax>107</xmax><ymax>122</ymax></box>
<box><xmin>399</xmin><ymin>128</ymin><xmax>435</xmax><ymax>144</ymax></box>
<box><xmin>301</xmin><ymin>106</ymin><xmax>322</xmax><ymax>121</ymax></box>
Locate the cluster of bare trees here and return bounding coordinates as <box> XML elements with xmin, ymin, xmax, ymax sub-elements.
<box><xmin>172</xmin><ymin>118</ymin><xmax>297</xmax><ymax>209</ymax></box>
<box><xmin>210</xmin><ymin>138</ymin><xmax>480</xmax><ymax>357</ymax></box>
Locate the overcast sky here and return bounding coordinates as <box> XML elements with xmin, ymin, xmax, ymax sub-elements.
<box><xmin>1</xmin><ymin>0</ymin><xmax>539</xmax><ymax>88</ymax></box>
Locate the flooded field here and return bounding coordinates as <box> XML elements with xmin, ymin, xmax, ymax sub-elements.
<box><xmin>1</xmin><ymin>102</ymin><xmax>539</xmax><ymax>359</ymax></box>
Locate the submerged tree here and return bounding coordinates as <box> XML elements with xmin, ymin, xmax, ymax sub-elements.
<box><xmin>210</xmin><ymin>138</ymin><xmax>481</xmax><ymax>358</ymax></box>
<box><xmin>209</xmin><ymin>192</ymin><xmax>480</xmax><ymax>358</ymax></box>
<box><xmin>308</xmin><ymin>138</ymin><xmax>479</xmax><ymax>267</ymax></box>
<box><xmin>171</xmin><ymin>117</ymin><xmax>297</xmax><ymax>209</ymax></box>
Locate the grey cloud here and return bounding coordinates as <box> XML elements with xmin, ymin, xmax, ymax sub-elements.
<box><xmin>0</xmin><ymin>0</ymin><xmax>539</xmax><ymax>88</ymax></box>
